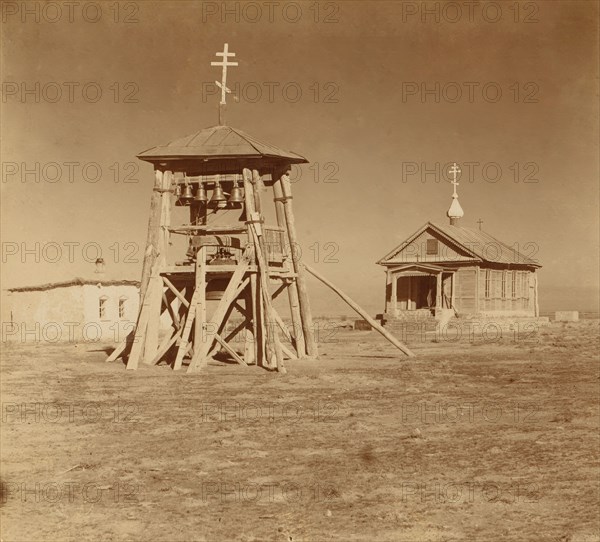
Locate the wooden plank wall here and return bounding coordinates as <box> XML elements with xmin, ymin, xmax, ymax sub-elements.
<box><xmin>477</xmin><ymin>268</ymin><xmax>534</xmax><ymax>313</ymax></box>
<box><xmin>454</xmin><ymin>267</ymin><xmax>477</xmax><ymax>312</ymax></box>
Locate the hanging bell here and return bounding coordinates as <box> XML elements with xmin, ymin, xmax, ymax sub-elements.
<box><xmin>210</xmin><ymin>181</ymin><xmax>227</xmax><ymax>204</ymax></box>
<box><xmin>195</xmin><ymin>185</ymin><xmax>208</xmax><ymax>203</ymax></box>
<box><xmin>180</xmin><ymin>184</ymin><xmax>194</xmax><ymax>205</ymax></box>
<box><xmin>174</xmin><ymin>183</ymin><xmax>185</xmax><ymax>206</ymax></box>
<box><xmin>228</xmin><ymin>185</ymin><xmax>244</xmax><ymax>204</ymax></box>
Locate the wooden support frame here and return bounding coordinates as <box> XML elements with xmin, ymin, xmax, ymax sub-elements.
<box><xmin>278</xmin><ymin>171</ymin><xmax>318</xmax><ymax>358</ymax></box>
<box><xmin>187</xmin><ymin>257</ymin><xmax>250</xmax><ymax>372</ymax></box>
<box><xmin>113</xmin><ymin>156</ymin><xmax>333</xmax><ymax>371</ymax></box>
<box><xmin>243</xmin><ymin>168</ymin><xmax>285</xmax><ymax>373</ymax></box>
<box><xmin>273</xmin><ymin>171</ymin><xmax>306</xmax><ymax>358</ymax></box>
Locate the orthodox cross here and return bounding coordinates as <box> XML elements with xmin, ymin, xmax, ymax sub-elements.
<box><xmin>449</xmin><ymin>162</ymin><xmax>461</xmax><ymax>198</ymax></box>
<box><xmin>477</xmin><ymin>218</ymin><xmax>484</xmax><ymax>230</ymax></box>
<box><xmin>211</xmin><ymin>43</ymin><xmax>238</xmax><ymax>125</ymax></box>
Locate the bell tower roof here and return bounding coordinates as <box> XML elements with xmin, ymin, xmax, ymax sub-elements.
<box><xmin>137</xmin><ymin>125</ymin><xmax>308</xmax><ymax>173</ymax></box>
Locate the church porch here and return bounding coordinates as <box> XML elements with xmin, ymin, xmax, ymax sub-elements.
<box><xmin>383</xmin><ymin>264</ymin><xmax>455</xmax><ymax>321</ymax></box>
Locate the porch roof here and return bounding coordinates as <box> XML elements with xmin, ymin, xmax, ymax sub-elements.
<box><xmin>387</xmin><ymin>263</ymin><xmax>454</xmax><ymax>275</ymax></box>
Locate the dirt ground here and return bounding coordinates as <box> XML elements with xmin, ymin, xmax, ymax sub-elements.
<box><xmin>1</xmin><ymin>320</ymin><xmax>599</xmax><ymax>542</ymax></box>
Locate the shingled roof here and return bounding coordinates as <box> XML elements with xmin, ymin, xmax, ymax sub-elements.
<box><xmin>378</xmin><ymin>221</ymin><xmax>541</xmax><ymax>267</ymax></box>
<box><xmin>137</xmin><ymin>125</ymin><xmax>308</xmax><ymax>165</ymax></box>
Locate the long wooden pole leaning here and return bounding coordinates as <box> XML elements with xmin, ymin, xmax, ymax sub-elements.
<box><xmin>303</xmin><ymin>263</ymin><xmax>416</xmax><ymax>358</ymax></box>
<box><xmin>279</xmin><ymin>173</ymin><xmax>318</xmax><ymax>358</ymax></box>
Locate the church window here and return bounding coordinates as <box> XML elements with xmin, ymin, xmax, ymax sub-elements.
<box><xmin>426</xmin><ymin>239</ymin><xmax>439</xmax><ymax>255</ymax></box>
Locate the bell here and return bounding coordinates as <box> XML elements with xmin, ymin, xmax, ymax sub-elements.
<box><xmin>228</xmin><ymin>185</ymin><xmax>244</xmax><ymax>204</ymax></box>
<box><xmin>210</xmin><ymin>182</ymin><xmax>227</xmax><ymax>204</ymax></box>
<box><xmin>195</xmin><ymin>185</ymin><xmax>208</xmax><ymax>203</ymax></box>
<box><xmin>174</xmin><ymin>183</ymin><xmax>185</xmax><ymax>207</ymax></box>
<box><xmin>180</xmin><ymin>184</ymin><xmax>194</xmax><ymax>205</ymax></box>
<box><xmin>206</xmin><ymin>279</ymin><xmax>229</xmax><ymax>301</ymax></box>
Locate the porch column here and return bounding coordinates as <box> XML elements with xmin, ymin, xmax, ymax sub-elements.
<box><xmin>436</xmin><ymin>272</ymin><xmax>442</xmax><ymax>311</ymax></box>
<box><xmin>385</xmin><ymin>270</ymin><xmax>391</xmax><ymax>313</ymax></box>
<box><xmin>451</xmin><ymin>273</ymin><xmax>456</xmax><ymax>309</ymax></box>
<box><xmin>533</xmin><ymin>273</ymin><xmax>539</xmax><ymax>317</ymax></box>
<box><xmin>391</xmin><ymin>272</ymin><xmax>397</xmax><ymax>316</ymax></box>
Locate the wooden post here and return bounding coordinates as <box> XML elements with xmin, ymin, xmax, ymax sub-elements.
<box><xmin>391</xmin><ymin>272</ymin><xmax>397</xmax><ymax>317</ymax></box>
<box><xmin>249</xmin><ymin>272</ymin><xmax>261</xmax><ymax>365</ymax></box>
<box><xmin>244</xmin><ymin>169</ymin><xmax>285</xmax><ymax>372</ymax></box>
<box><xmin>280</xmin><ymin>174</ymin><xmax>318</xmax><ymax>358</ymax></box>
<box><xmin>533</xmin><ymin>273</ymin><xmax>539</xmax><ymax>317</ymax></box>
<box><xmin>139</xmin><ymin>170</ymin><xmax>167</xmax><ymax>301</ymax></box>
<box><xmin>435</xmin><ymin>272</ymin><xmax>442</xmax><ymax>312</ymax></box>
<box><xmin>474</xmin><ymin>267</ymin><xmax>479</xmax><ymax>314</ymax></box>
<box><xmin>385</xmin><ymin>270</ymin><xmax>390</xmax><ymax>314</ymax></box>
<box><xmin>273</xmin><ymin>170</ymin><xmax>306</xmax><ymax>358</ymax></box>
<box><xmin>303</xmin><ymin>263</ymin><xmax>415</xmax><ymax>358</ymax></box>
<box><xmin>244</xmin><ymin>285</ymin><xmax>256</xmax><ymax>364</ymax></box>
<box><xmin>193</xmin><ymin>246</ymin><xmax>207</xmax><ymax>356</ymax></box>
<box><xmin>143</xmin><ymin>170</ymin><xmax>172</xmax><ymax>363</ymax></box>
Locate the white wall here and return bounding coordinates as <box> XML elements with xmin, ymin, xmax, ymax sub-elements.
<box><xmin>82</xmin><ymin>284</ymin><xmax>140</xmax><ymax>343</ymax></box>
<box><xmin>3</xmin><ymin>284</ymin><xmax>140</xmax><ymax>344</ymax></box>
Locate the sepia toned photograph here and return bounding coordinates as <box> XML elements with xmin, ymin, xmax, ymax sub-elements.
<box><xmin>1</xmin><ymin>1</ymin><xmax>598</xmax><ymax>540</ymax></box>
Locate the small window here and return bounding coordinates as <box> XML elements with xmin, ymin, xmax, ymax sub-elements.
<box><xmin>501</xmin><ymin>272</ymin><xmax>507</xmax><ymax>299</ymax></box>
<box><xmin>484</xmin><ymin>270</ymin><xmax>491</xmax><ymax>298</ymax></box>
<box><xmin>118</xmin><ymin>297</ymin><xmax>127</xmax><ymax>319</ymax></box>
<box><xmin>426</xmin><ymin>239</ymin><xmax>439</xmax><ymax>255</ymax></box>
<box><xmin>99</xmin><ymin>296</ymin><xmax>108</xmax><ymax>319</ymax></box>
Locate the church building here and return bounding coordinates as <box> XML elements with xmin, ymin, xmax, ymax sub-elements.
<box><xmin>377</xmin><ymin>166</ymin><xmax>541</xmax><ymax>322</ymax></box>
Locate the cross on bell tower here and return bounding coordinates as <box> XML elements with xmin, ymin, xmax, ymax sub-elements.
<box><xmin>211</xmin><ymin>43</ymin><xmax>238</xmax><ymax>125</ymax></box>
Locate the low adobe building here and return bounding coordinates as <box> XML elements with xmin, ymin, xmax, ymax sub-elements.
<box><xmin>377</xmin><ymin>176</ymin><xmax>541</xmax><ymax>322</ymax></box>
<box><xmin>2</xmin><ymin>260</ymin><xmax>140</xmax><ymax>343</ymax></box>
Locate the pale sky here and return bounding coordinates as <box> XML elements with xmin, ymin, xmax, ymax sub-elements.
<box><xmin>2</xmin><ymin>0</ymin><xmax>598</xmax><ymax>314</ymax></box>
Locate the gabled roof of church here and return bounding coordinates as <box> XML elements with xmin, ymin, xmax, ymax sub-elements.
<box><xmin>377</xmin><ymin>221</ymin><xmax>541</xmax><ymax>267</ymax></box>
<box><xmin>137</xmin><ymin>125</ymin><xmax>308</xmax><ymax>164</ymax></box>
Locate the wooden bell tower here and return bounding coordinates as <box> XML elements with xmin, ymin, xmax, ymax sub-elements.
<box><xmin>107</xmin><ymin>125</ymin><xmax>318</xmax><ymax>372</ymax></box>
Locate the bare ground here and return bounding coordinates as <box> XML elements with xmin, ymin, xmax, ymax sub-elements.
<box><xmin>1</xmin><ymin>320</ymin><xmax>599</xmax><ymax>542</ymax></box>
